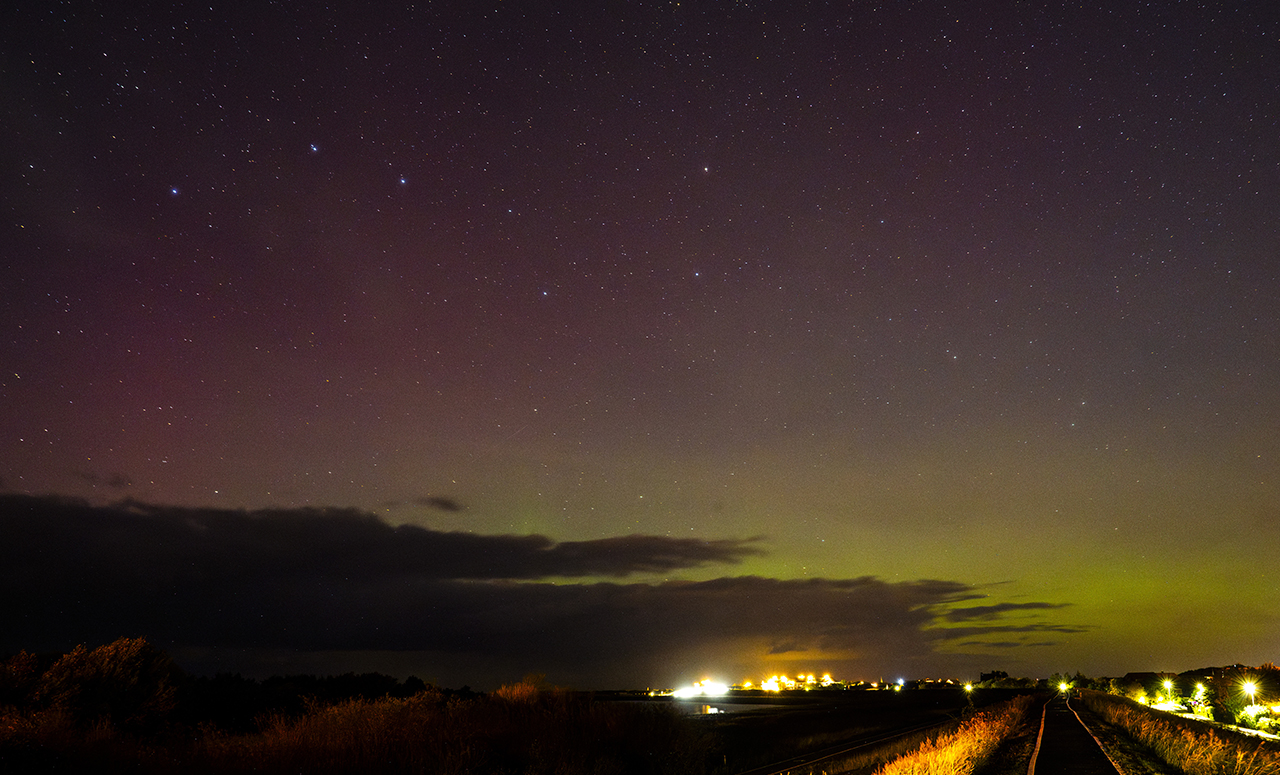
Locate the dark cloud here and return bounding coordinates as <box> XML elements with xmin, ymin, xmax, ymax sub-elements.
<box><xmin>416</xmin><ymin>496</ymin><xmax>463</xmax><ymax>512</ymax></box>
<box><xmin>0</xmin><ymin>494</ymin><xmax>758</xmax><ymax>584</ymax></box>
<box><xmin>940</xmin><ymin>602</ymin><xmax>1070</xmax><ymax>622</ymax></box>
<box><xmin>767</xmin><ymin>641</ymin><xmax>805</xmax><ymax>655</ymax></box>
<box><xmin>0</xmin><ymin>495</ymin><xmax>1077</xmax><ymax>687</ymax></box>
<box><xmin>936</xmin><ymin>623</ymin><xmax>1091</xmax><ymax>644</ymax></box>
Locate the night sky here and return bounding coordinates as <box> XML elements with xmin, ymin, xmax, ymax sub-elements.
<box><xmin>2</xmin><ymin>1</ymin><xmax>1278</xmax><ymax>690</ymax></box>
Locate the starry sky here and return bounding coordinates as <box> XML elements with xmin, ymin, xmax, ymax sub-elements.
<box><xmin>2</xmin><ymin>1</ymin><xmax>1278</xmax><ymax>689</ymax></box>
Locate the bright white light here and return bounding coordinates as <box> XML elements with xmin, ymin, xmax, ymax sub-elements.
<box><xmin>674</xmin><ymin>679</ymin><xmax>728</xmax><ymax>698</ymax></box>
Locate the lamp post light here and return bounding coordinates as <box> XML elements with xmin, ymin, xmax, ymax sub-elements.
<box><xmin>1243</xmin><ymin>681</ymin><xmax>1257</xmax><ymax>707</ymax></box>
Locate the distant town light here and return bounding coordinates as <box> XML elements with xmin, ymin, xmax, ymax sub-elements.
<box><xmin>673</xmin><ymin>679</ymin><xmax>728</xmax><ymax>698</ymax></box>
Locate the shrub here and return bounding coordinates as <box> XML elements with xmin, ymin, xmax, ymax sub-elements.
<box><xmin>0</xmin><ymin>651</ymin><xmax>41</xmax><ymax>707</ymax></box>
<box><xmin>493</xmin><ymin>679</ymin><xmax>542</xmax><ymax>704</ymax></box>
<box><xmin>33</xmin><ymin>637</ymin><xmax>180</xmax><ymax>735</ymax></box>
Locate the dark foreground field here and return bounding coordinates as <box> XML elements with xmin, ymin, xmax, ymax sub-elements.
<box><xmin>3</xmin><ymin>686</ymin><xmax>1027</xmax><ymax>775</ymax></box>
<box><xmin>675</xmin><ymin>687</ymin><xmax>1031</xmax><ymax>773</ymax></box>
<box><xmin>2</xmin><ymin>639</ymin><xmax>1037</xmax><ymax>774</ymax></box>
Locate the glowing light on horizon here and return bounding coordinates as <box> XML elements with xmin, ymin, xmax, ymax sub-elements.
<box><xmin>673</xmin><ymin>679</ymin><xmax>728</xmax><ymax>698</ymax></box>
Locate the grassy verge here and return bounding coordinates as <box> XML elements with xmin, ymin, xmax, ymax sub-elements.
<box><xmin>1078</xmin><ymin>691</ymin><xmax>1280</xmax><ymax>775</ymax></box>
<box><xmin>867</xmin><ymin>694</ymin><xmax>1035</xmax><ymax>775</ymax></box>
<box><xmin>774</xmin><ymin>721</ymin><xmax>970</xmax><ymax>775</ymax></box>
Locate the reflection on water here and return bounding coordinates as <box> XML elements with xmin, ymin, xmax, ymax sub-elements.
<box><xmin>671</xmin><ymin>700</ymin><xmax>788</xmax><ymax>715</ymax></box>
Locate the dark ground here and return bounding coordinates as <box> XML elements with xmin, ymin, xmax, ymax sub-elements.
<box><xmin>975</xmin><ymin>695</ymin><xmax>1180</xmax><ymax>775</ymax></box>
<box><xmin>679</xmin><ymin>688</ymin><xmax>1034</xmax><ymax>774</ymax></box>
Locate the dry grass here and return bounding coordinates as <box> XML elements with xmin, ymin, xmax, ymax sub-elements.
<box><xmin>193</xmin><ymin>682</ymin><xmax>710</xmax><ymax>775</ymax></box>
<box><xmin>0</xmin><ymin>704</ymin><xmax>176</xmax><ymax>772</ymax></box>
<box><xmin>775</xmin><ymin>722</ymin><xmax>965</xmax><ymax>775</ymax></box>
<box><xmin>3</xmin><ymin>681</ymin><xmax>711</xmax><ymax>774</ymax></box>
<box><xmin>869</xmin><ymin>694</ymin><xmax>1035</xmax><ymax>775</ymax></box>
<box><xmin>1079</xmin><ymin>691</ymin><xmax>1280</xmax><ymax>775</ymax></box>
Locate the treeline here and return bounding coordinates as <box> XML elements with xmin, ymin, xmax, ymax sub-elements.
<box><xmin>0</xmin><ymin>637</ymin><xmax>709</xmax><ymax>774</ymax></box>
<box><xmin>973</xmin><ymin>670</ymin><xmax>1040</xmax><ymax>689</ymax></box>
<box><xmin>0</xmin><ymin>637</ymin><xmax>467</xmax><ymax>735</ymax></box>
<box><xmin>178</xmin><ymin>669</ymin><xmax>460</xmax><ymax>733</ymax></box>
<box><xmin>1045</xmin><ymin>666</ymin><xmax>1279</xmax><ymax>727</ymax></box>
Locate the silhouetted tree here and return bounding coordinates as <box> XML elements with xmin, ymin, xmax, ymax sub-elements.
<box><xmin>33</xmin><ymin>637</ymin><xmax>180</xmax><ymax>735</ymax></box>
<box><xmin>0</xmin><ymin>650</ymin><xmax>41</xmax><ymax>707</ymax></box>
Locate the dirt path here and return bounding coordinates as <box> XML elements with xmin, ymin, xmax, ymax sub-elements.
<box><xmin>1027</xmin><ymin>696</ymin><xmax>1122</xmax><ymax>775</ymax></box>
